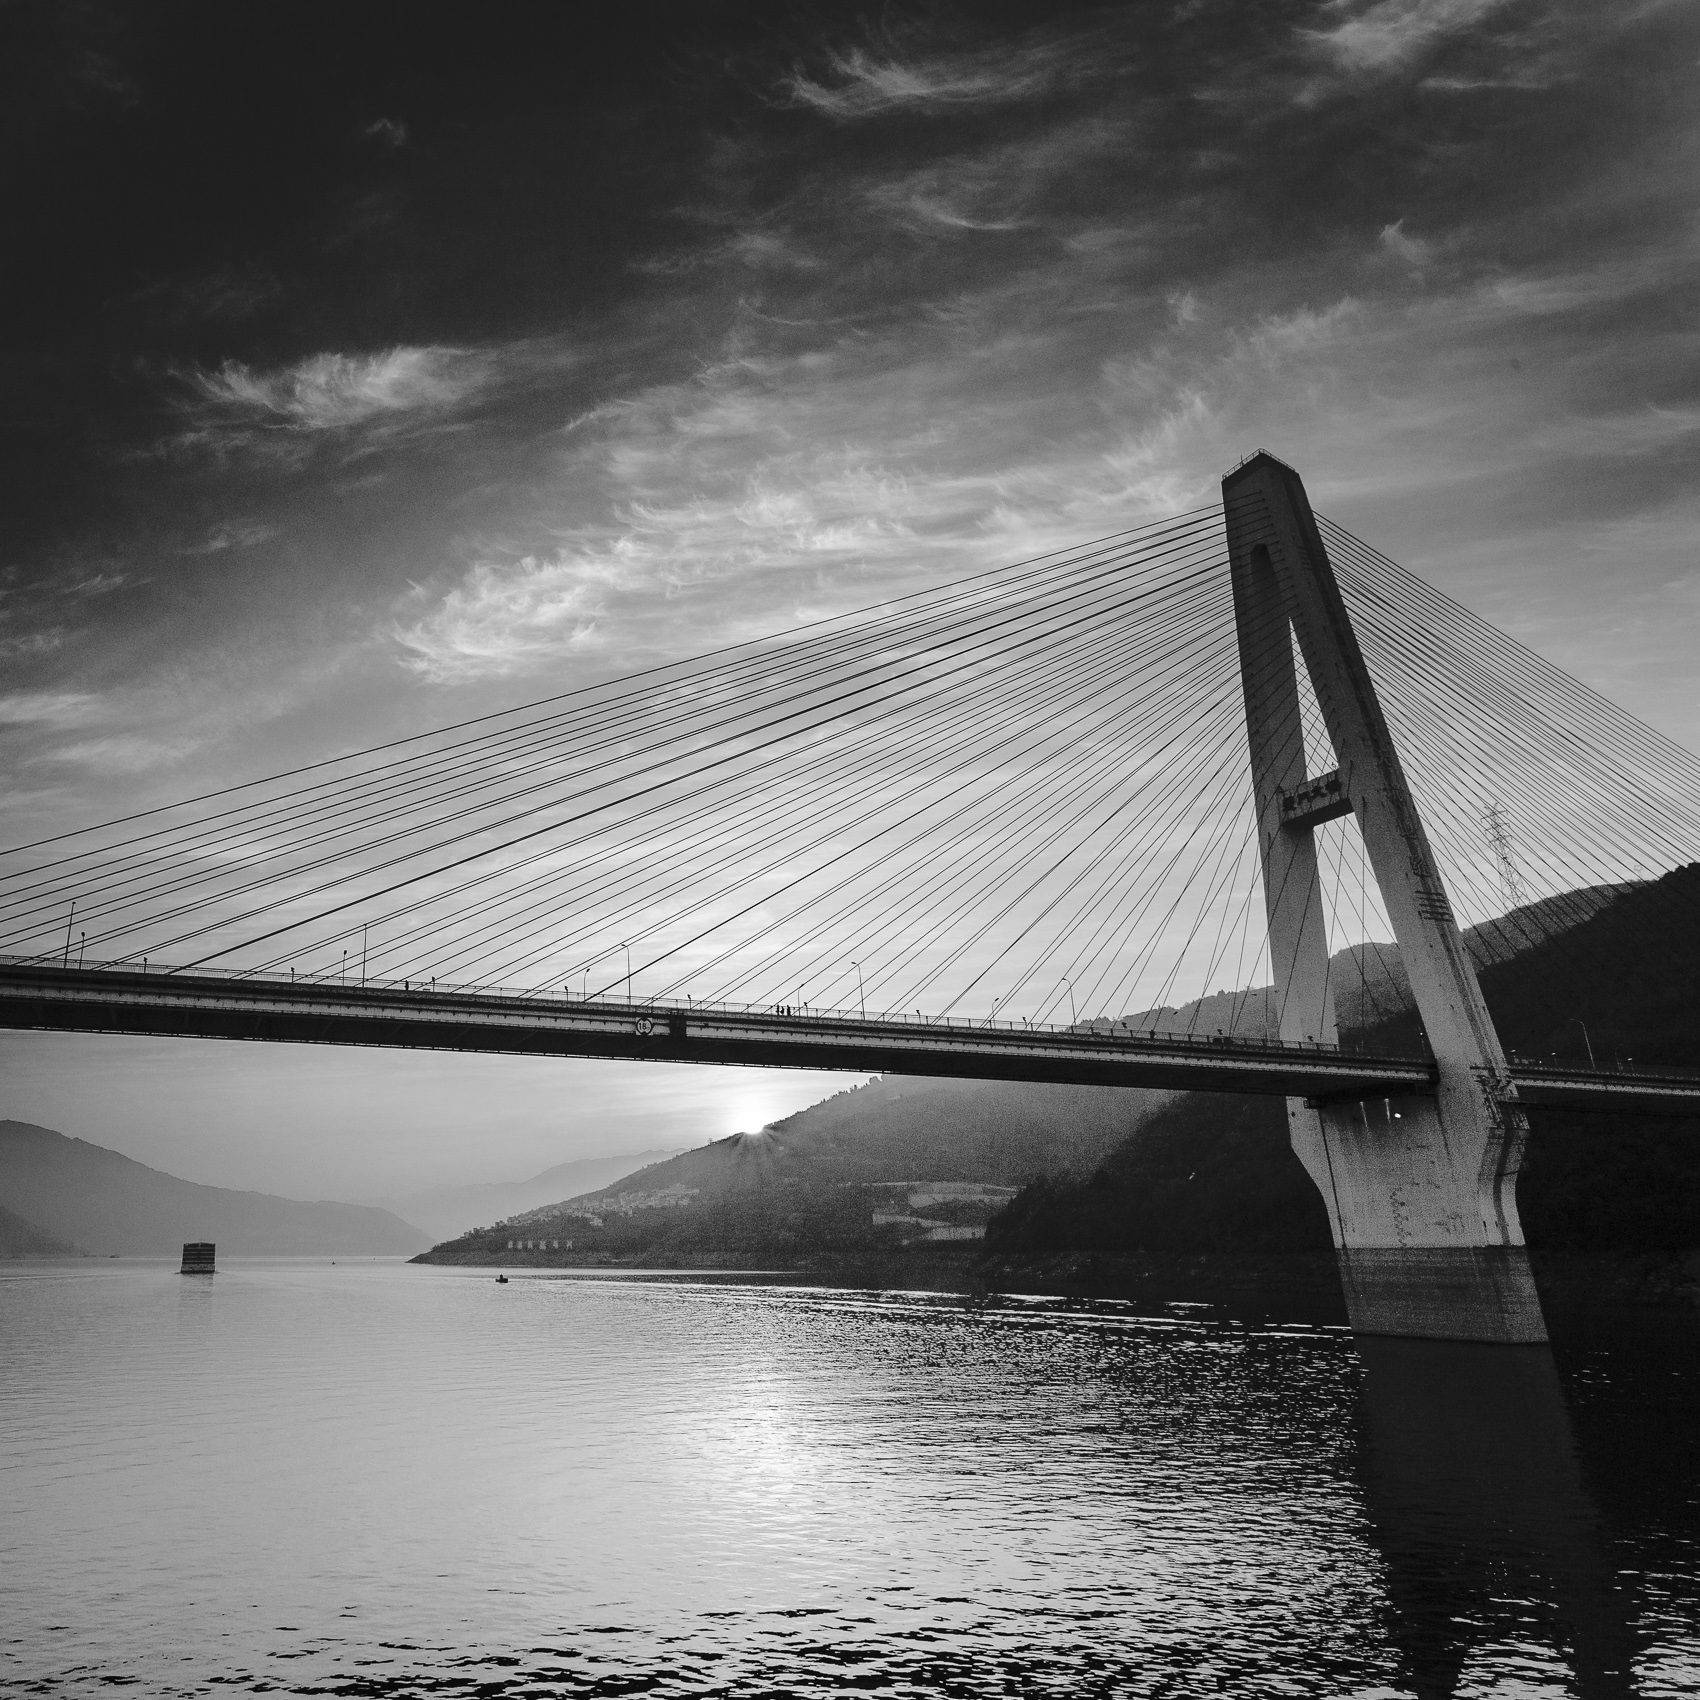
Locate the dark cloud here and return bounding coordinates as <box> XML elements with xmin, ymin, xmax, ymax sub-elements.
<box><xmin>5</xmin><ymin>0</ymin><xmax>1694</xmax><ymax>730</ymax></box>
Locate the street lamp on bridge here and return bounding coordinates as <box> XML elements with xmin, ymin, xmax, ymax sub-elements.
<box><xmin>1570</xmin><ymin>1017</ymin><xmax>1597</xmax><ymax>1068</ymax></box>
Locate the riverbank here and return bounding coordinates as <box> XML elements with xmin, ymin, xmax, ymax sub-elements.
<box><xmin>418</xmin><ymin>1242</ymin><xmax>1700</xmax><ymax>1324</ymax></box>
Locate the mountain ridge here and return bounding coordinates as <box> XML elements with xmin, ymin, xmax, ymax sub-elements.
<box><xmin>370</xmin><ymin>1147</ymin><xmax>688</xmax><ymax>1241</ymax></box>
<box><xmin>416</xmin><ymin>1073</ymin><xmax>1170</xmax><ymax>1265</ymax></box>
<box><xmin>0</xmin><ymin>1200</ymin><xmax>80</xmax><ymax>1257</ymax></box>
<box><xmin>415</xmin><ymin>876</ymin><xmax>1685</xmax><ymax>1284</ymax></box>
<box><xmin>0</xmin><ymin>1120</ymin><xmax>431</xmax><ymax>1256</ymax></box>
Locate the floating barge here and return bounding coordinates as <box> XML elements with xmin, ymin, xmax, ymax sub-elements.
<box><xmin>180</xmin><ymin>1241</ymin><xmax>215</xmax><ymax>1274</ymax></box>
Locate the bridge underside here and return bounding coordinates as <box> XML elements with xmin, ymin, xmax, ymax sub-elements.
<box><xmin>0</xmin><ymin>962</ymin><xmax>1435</xmax><ymax>1097</ymax></box>
<box><xmin>3</xmin><ymin>963</ymin><xmax>1696</xmax><ymax>1112</ymax></box>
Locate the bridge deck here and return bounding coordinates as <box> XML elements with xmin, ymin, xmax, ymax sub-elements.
<box><xmin>2</xmin><ymin>961</ymin><xmax>1695</xmax><ymax>1109</ymax></box>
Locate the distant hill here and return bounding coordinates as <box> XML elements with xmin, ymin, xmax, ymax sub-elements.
<box><xmin>0</xmin><ymin>1121</ymin><xmax>431</xmax><ymax>1256</ymax></box>
<box><xmin>416</xmin><ymin>1073</ymin><xmax>1172</xmax><ymax>1266</ymax></box>
<box><xmin>1100</xmin><ymin>884</ymin><xmax>1629</xmax><ymax>1041</ymax></box>
<box><xmin>373</xmin><ymin>1148</ymin><xmax>687</xmax><ymax>1241</ymax></box>
<box><xmin>0</xmin><ymin>1200</ymin><xmax>80</xmax><ymax>1257</ymax></box>
<box><xmin>417</xmin><ymin>880</ymin><xmax>1658</xmax><ymax>1276</ymax></box>
<box><xmin>989</xmin><ymin>864</ymin><xmax>1700</xmax><ymax>1304</ymax></box>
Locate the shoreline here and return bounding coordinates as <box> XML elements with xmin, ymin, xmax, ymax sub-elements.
<box><xmin>411</xmin><ymin>1243</ymin><xmax>1700</xmax><ymax>1322</ymax></box>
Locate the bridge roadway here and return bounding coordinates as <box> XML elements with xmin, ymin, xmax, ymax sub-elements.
<box><xmin>2</xmin><ymin>960</ymin><xmax>1697</xmax><ymax>1110</ymax></box>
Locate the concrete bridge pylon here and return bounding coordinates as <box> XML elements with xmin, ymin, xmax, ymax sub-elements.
<box><xmin>1223</xmin><ymin>453</ymin><xmax>1546</xmax><ymax>1344</ymax></box>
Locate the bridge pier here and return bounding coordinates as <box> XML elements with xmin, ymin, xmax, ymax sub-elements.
<box><xmin>1225</xmin><ymin>452</ymin><xmax>1547</xmax><ymax>1344</ymax></box>
<box><xmin>1290</xmin><ymin>1094</ymin><xmax>1544</xmax><ymax>1342</ymax></box>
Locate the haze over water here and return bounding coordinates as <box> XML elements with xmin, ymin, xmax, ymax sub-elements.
<box><xmin>3</xmin><ymin>1262</ymin><xmax>1697</xmax><ymax>1697</ymax></box>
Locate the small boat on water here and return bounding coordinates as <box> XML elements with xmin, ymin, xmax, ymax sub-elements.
<box><xmin>495</xmin><ymin>1273</ymin><xmax>508</xmax><ymax>1284</ymax></box>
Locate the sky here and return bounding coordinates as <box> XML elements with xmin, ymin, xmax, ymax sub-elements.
<box><xmin>2</xmin><ymin>0</ymin><xmax>1697</xmax><ymax>1201</ymax></box>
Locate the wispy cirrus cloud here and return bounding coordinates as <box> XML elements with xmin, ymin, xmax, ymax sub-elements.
<box><xmin>395</xmin><ymin>554</ymin><xmax>612</xmax><ymax>681</ymax></box>
<box><xmin>362</xmin><ymin>116</ymin><xmax>410</xmax><ymax>149</ymax></box>
<box><xmin>0</xmin><ymin>691</ymin><xmax>105</xmax><ymax>729</ymax></box>
<box><xmin>0</xmin><ymin>551</ymin><xmax>134</xmax><ymax>665</ymax></box>
<box><xmin>184</xmin><ymin>521</ymin><xmax>282</xmax><ymax>555</ymax></box>
<box><xmin>784</xmin><ymin>47</ymin><xmax>1035</xmax><ymax>118</ymax></box>
<box><xmin>1302</xmin><ymin>0</ymin><xmax>1516</xmax><ymax>73</ymax></box>
<box><xmin>186</xmin><ymin>346</ymin><xmax>492</xmax><ymax>432</ymax></box>
<box><xmin>857</xmin><ymin>114</ymin><xmax>1130</xmax><ymax>241</ymax></box>
<box><xmin>0</xmin><ymin>629</ymin><xmax>70</xmax><ymax>661</ymax></box>
<box><xmin>170</xmin><ymin>344</ymin><xmax>528</xmax><ymax>465</ymax></box>
<box><xmin>392</xmin><ymin>321</ymin><xmax>1216</xmax><ymax>684</ymax></box>
<box><xmin>37</xmin><ymin>734</ymin><xmax>202</xmax><ymax>774</ymax></box>
<box><xmin>1378</xmin><ymin>221</ymin><xmax>1436</xmax><ymax>269</ymax></box>
<box><xmin>0</xmin><ymin>688</ymin><xmax>202</xmax><ymax>782</ymax></box>
<box><xmin>781</xmin><ymin>28</ymin><xmax>1111</xmax><ymax>119</ymax></box>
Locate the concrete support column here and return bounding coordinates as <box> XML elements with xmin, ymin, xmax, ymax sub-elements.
<box><xmin>1290</xmin><ymin>1095</ymin><xmax>1544</xmax><ymax>1341</ymax></box>
<box><xmin>1223</xmin><ymin>452</ymin><xmax>1546</xmax><ymax>1344</ymax></box>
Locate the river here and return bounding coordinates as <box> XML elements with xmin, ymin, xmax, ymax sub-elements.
<box><xmin>2</xmin><ymin>1260</ymin><xmax>1696</xmax><ymax>1697</ymax></box>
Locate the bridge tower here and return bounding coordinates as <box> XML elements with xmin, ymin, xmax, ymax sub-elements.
<box><xmin>1222</xmin><ymin>453</ymin><xmax>1545</xmax><ymax>1344</ymax></box>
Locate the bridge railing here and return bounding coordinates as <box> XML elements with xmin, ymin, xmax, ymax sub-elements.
<box><xmin>8</xmin><ymin>954</ymin><xmax>1700</xmax><ymax>1101</ymax></box>
<box><xmin>0</xmin><ymin>951</ymin><xmax>1393</xmax><ymax>1058</ymax></box>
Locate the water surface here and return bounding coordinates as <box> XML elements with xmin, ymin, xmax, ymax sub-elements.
<box><xmin>2</xmin><ymin>1260</ymin><xmax>1696</xmax><ymax>1696</ymax></box>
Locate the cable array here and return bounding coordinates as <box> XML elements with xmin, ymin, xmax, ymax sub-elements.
<box><xmin>4</xmin><ymin>503</ymin><xmax>1695</xmax><ymax>1049</ymax></box>
<box><xmin>1323</xmin><ymin>514</ymin><xmax>1700</xmax><ymax>999</ymax></box>
<box><xmin>0</xmin><ymin>511</ymin><xmax>1273</xmax><ymax>1026</ymax></box>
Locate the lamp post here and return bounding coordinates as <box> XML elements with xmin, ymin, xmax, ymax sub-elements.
<box><xmin>1570</xmin><ymin>1017</ymin><xmax>1597</xmax><ymax>1068</ymax></box>
<box><xmin>851</xmin><ymin>961</ymin><xmax>865</xmax><ymax>1018</ymax></box>
<box><xmin>1060</xmin><ymin>978</ymin><xmax>1076</xmax><ymax>1026</ymax></box>
<box><xmin>583</xmin><ymin>946</ymin><xmax>623</xmax><ymax>1002</ymax></box>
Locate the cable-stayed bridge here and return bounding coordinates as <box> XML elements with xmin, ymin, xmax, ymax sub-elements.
<box><xmin>3</xmin><ymin>453</ymin><xmax>1698</xmax><ymax>1342</ymax></box>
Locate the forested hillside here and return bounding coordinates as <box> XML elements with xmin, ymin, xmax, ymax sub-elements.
<box><xmin>988</xmin><ymin>864</ymin><xmax>1700</xmax><ymax>1302</ymax></box>
<box><xmin>416</xmin><ymin>1073</ymin><xmax>1171</xmax><ymax>1266</ymax></box>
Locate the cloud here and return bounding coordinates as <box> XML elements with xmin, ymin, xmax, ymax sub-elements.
<box><xmin>1242</xmin><ymin>298</ymin><xmax>1364</xmax><ymax>361</ymax></box>
<box><xmin>0</xmin><ymin>692</ymin><xmax>104</xmax><ymax>729</ymax></box>
<box><xmin>389</xmin><ymin>460</ymin><xmax>949</xmax><ymax>684</ymax></box>
<box><xmin>1523</xmin><ymin>404</ymin><xmax>1700</xmax><ymax>462</ymax></box>
<box><xmin>1378</xmin><ymin>220</ymin><xmax>1434</xmax><ymax>268</ymax></box>
<box><xmin>866</xmin><ymin>183</ymin><xmax>1031</xmax><ymax>235</ymax></box>
<box><xmin>36</xmin><ymin>735</ymin><xmax>199</xmax><ymax>774</ymax></box>
<box><xmin>57</xmin><ymin>570</ymin><xmax>129</xmax><ymax>599</ymax></box>
<box><xmin>187</xmin><ymin>346</ymin><xmax>491</xmax><ymax>433</ymax></box>
<box><xmin>0</xmin><ymin>629</ymin><xmax>69</xmax><ymax>661</ymax></box>
<box><xmin>1416</xmin><ymin>253</ymin><xmax>1689</xmax><ymax>332</ymax></box>
<box><xmin>394</xmin><ymin>554</ymin><xmax>611</xmax><ymax>681</ymax></box>
<box><xmin>168</xmin><ymin>344</ymin><xmax>530</xmax><ymax>466</ymax></box>
<box><xmin>390</xmin><ymin>319</ymin><xmax>1218</xmax><ymax>685</ymax></box>
<box><xmin>784</xmin><ymin>47</ymin><xmax>1033</xmax><ymax>117</ymax></box>
<box><xmin>836</xmin><ymin>112</ymin><xmax>1138</xmax><ymax>261</ymax></box>
<box><xmin>781</xmin><ymin>30</ymin><xmax>1106</xmax><ymax>119</ymax></box>
<box><xmin>1302</xmin><ymin>0</ymin><xmax>1514</xmax><ymax>73</ymax></box>
<box><xmin>185</xmin><ymin>521</ymin><xmax>282</xmax><ymax>555</ymax></box>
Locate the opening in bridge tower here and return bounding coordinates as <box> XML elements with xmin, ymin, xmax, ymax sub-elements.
<box><xmin>1223</xmin><ymin>452</ymin><xmax>1544</xmax><ymax>1345</ymax></box>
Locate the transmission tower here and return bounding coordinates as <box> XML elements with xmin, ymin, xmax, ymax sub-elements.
<box><xmin>1482</xmin><ymin>801</ymin><xmax>1529</xmax><ymax>911</ymax></box>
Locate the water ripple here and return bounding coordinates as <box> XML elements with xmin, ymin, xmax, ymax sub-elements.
<box><xmin>3</xmin><ymin>1262</ymin><xmax>1697</xmax><ymax>1696</ymax></box>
